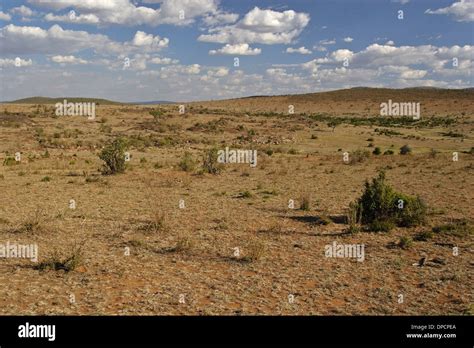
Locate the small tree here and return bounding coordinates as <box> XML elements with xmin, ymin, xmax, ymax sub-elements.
<box><xmin>400</xmin><ymin>144</ymin><xmax>412</xmax><ymax>155</ymax></box>
<box><xmin>99</xmin><ymin>138</ymin><xmax>128</xmax><ymax>174</ymax></box>
<box><xmin>202</xmin><ymin>147</ymin><xmax>224</xmax><ymax>175</ymax></box>
<box><xmin>372</xmin><ymin>147</ymin><xmax>382</xmax><ymax>155</ymax></box>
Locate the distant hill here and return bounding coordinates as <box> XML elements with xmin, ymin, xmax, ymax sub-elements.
<box><xmin>202</xmin><ymin>87</ymin><xmax>473</xmax><ymax>103</ymax></box>
<box><xmin>128</xmin><ymin>100</ymin><xmax>176</xmax><ymax>105</ymax></box>
<box><xmin>2</xmin><ymin>97</ymin><xmax>123</xmax><ymax>105</ymax></box>
<box><xmin>190</xmin><ymin>87</ymin><xmax>473</xmax><ymax>117</ymax></box>
<box><xmin>2</xmin><ymin>97</ymin><xmax>176</xmax><ymax>105</ymax></box>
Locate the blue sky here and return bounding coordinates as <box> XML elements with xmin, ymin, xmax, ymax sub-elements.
<box><xmin>0</xmin><ymin>0</ymin><xmax>472</xmax><ymax>102</ymax></box>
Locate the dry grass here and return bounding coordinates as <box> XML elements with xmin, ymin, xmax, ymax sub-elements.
<box><xmin>0</xmin><ymin>88</ymin><xmax>472</xmax><ymax>315</ymax></box>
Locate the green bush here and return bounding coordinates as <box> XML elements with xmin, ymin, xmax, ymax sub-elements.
<box><xmin>3</xmin><ymin>156</ymin><xmax>18</xmax><ymax>166</ymax></box>
<box><xmin>395</xmin><ymin>193</ymin><xmax>427</xmax><ymax>227</ymax></box>
<box><xmin>99</xmin><ymin>138</ymin><xmax>128</xmax><ymax>175</ymax></box>
<box><xmin>351</xmin><ymin>171</ymin><xmax>427</xmax><ymax>232</ymax></box>
<box><xmin>383</xmin><ymin>150</ymin><xmax>394</xmax><ymax>155</ymax></box>
<box><xmin>149</xmin><ymin>109</ymin><xmax>163</xmax><ymax>119</ymax></box>
<box><xmin>400</xmin><ymin>144</ymin><xmax>412</xmax><ymax>155</ymax></box>
<box><xmin>373</xmin><ymin>147</ymin><xmax>382</xmax><ymax>155</ymax></box>
<box><xmin>178</xmin><ymin>152</ymin><xmax>195</xmax><ymax>172</ymax></box>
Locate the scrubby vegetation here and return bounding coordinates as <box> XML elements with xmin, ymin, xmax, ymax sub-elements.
<box><xmin>351</xmin><ymin>171</ymin><xmax>427</xmax><ymax>232</ymax></box>
<box><xmin>349</xmin><ymin>149</ymin><xmax>370</xmax><ymax>164</ymax></box>
<box><xmin>432</xmin><ymin>219</ymin><xmax>473</xmax><ymax>237</ymax></box>
<box><xmin>36</xmin><ymin>245</ymin><xmax>83</xmax><ymax>272</ymax></box>
<box><xmin>400</xmin><ymin>144</ymin><xmax>412</xmax><ymax>155</ymax></box>
<box><xmin>178</xmin><ymin>152</ymin><xmax>196</xmax><ymax>172</ymax></box>
<box><xmin>202</xmin><ymin>147</ymin><xmax>223</xmax><ymax>174</ymax></box>
<box><xmin>99</xmin><ymin>138</ymin><xmax>128</xmax><ymax>175</ymax></box>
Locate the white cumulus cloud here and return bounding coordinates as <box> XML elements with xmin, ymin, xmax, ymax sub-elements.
<box><xmin>286</xmin><ymin>46</ymin><xmax>312</xmax><ymax>54</ymax></box>
<box><xmin>209</xmin><ymin>43</ymin><xmax>261</xmax><ymax>55</ymax></box>
<box><xmin>0</xmin><ymin>11</ymin><xmax>12</xmax><ymax>21</ymax></box>
<box><xmin>425</xmin><ymin>0</ymin><xmax>474</xmax><ymax>22</ymax></box>
<box><xmin>29</xmin><ymin>0</ymin><xmax>221</xmax><ymax>26</ymax></box>
<box><xmin>0</xmin><ymin>57</ymin><xmax>32</xmax><ymax>67</ymax></box>
<box><xmin>11</xmin><ymin>5</ymin><xmax>36</xmax><ymax>17</ymax></box>
<box><xmin>50</xmin><ymin>55</ymin><xmax>88</xmax><ymax>64</ymax></box>
<box><xmin>0</xmin><ymin>24</ymin><xmax>170</xmax><ymax>55</ymax></box>
<box><xmin>199</xmin><ymin>6</ymin><xmax>310</xmax><ymax>45</ymax></box>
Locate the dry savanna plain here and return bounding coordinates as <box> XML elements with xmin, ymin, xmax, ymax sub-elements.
<box><xmin>0</xmin><ymin>87</ymin><xmax>472</xmax><ymax>315</ymax></box>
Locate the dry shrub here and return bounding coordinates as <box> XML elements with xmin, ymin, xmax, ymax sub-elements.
<box><xmin>173</xmin><ymin>235</ymin><xmax>193</xmax><ymax>253</ymax></box>
<box><xmin>36</xmin><ymin>244</ymin><xmax>84</xmax><ymax>272</ymax></box>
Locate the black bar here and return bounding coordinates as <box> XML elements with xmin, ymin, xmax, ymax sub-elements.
<box><xmin>0</xmin><ymin>316</ymin><xmax>472</xmax><ymax>346</ymax></box>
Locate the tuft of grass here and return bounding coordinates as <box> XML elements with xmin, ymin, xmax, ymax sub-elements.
<box><xmin>300</xmin><ymin>194</ymin><xmax>311</xmax><ymax>211</ymax></box>
<box><xmin>398</xmin><ymin>236</ymin><xmax>413</xmax><ymax>250</ymax></box>
<box><xmin>36</xmin><ymin>245</ymin><xmax>83</xmax><ymax>272</ymax></box>
<box><xmin>172</xmin><ymin>236</ymin><xmax>193</xmax><ymax>253</ymax></box>
<box><xmin>178</xmin><ymin>152</ymin><xmax>196</xmax><ymax>172</ymax></box>
<box><xmin>40</xmin><ymin>176</ymin><xmax>51</xmax><ymax>182</ymax></box>
<box><xmin>17</xmin><ymin>209</ymin><xmax>47</xmax><ymax>233</ymax></box>
<box><xmin>240</xmin><ymin>191</ymin><xmax>253</xmax><ymax>198</ymax></box>
<box><xmin>432</xmin><ymin>219</ymin><xmax>473</xmax><ymax>237</ymax></box>
<box><xmin>141</xmin><ymin>212</ymin><xmax>166</xmax><ymax>233</ymax></box>
<box><xmin>429</xmin><ymin>148</ymin><xmax>438</xmax><ymax>158</ymax></box>
<box><xmin>288</xmin><ymin>148</ymin><xmax>299</xmax><ymax>155</ymax></box>
<box><xmin>85</xmin><ymin>175</ymin><xmax>101</xmax><ymax>183</ymax></box>
<box><xmin>414</xmin><ymin>230</ymin><xmax>433</xmax><ymax>241</ymax></box>
<box><xmin>241</xmin><ymin>238</ymin><xmax>265</xmax><ymax>262</ymax></box>
<box><xmin>347</xmin><ymin>201</ymin><xmax>362</xmax><ymax>233</ymax></box>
